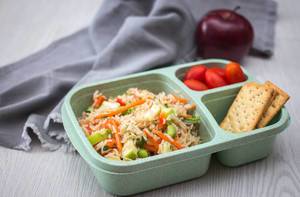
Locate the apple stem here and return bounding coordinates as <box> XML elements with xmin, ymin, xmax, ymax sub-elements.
<box><xmin>234</xmin><ymin>6</ymin><xmax>241</xmax><ymax>12</ymax></box>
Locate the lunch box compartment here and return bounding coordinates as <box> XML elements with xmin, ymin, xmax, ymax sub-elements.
<box><xmin>63</xmin><ymin>71</ymin><xmax>218</xmax><ymax>158</ymax></box>
<box><xmin>201</xmin><ymin>86</ymin><xmax>285</xmax><ymax>129</ymax></box>
<box><xmin>88</xmin><ymin>154</ymin><xmax>211</xmax><ymax>196</ymax></box>
<box><xmin>175</xmin><ymin>61</ymin><xmax>249</xmax><ymax>87</ymax></box>
<box><xmin>69</xmin><ymin>73</ymin><xmax>214</xmax><ymax>147</ymax></box>
<box><xmin>201</xmin><ymin>87</ymin><xmax>240</xmax><ymax>124</ymax></box>
<box><xmin>62</xmin><ymin>59</ymin><xmax>290</xmax><ymax>195</ymax></box>
<box><xmin>201</xmin><ymin>86</ymin><xmax>288</xmax><ymax>166</ymax></box>
<box><xmin>216</xmin><ymin>135</ymin><xmax>275</xmax><ymax>167</ymax></box>
<box><xmin>62</xmin><ymin>71</ymin><xmax>217</xmax><ymax>195</ymax></box>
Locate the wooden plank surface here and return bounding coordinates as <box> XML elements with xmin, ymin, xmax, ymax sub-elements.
<box><xmin>0</xmin><ymin>0</ymin><xmax>299</xmax><ymax>196</ymax></box>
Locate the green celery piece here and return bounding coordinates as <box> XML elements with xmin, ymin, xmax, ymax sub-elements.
<box><xmin>162</xmin><ymin>107</ymin><xmax>176</xmax><ymax>118</ymax></box>
<box><xmin>184</xmin><ymin>115</ymin><xmax>200</xmax><ymax>124</ymax></box>
<box><xmin>87</xmin><ymin>129</ymin><xmax>111</xmax><ymax>145</ymax></box>
<box><xmin>166</xmin><ymin>125</ymin><xmax>176</xmax><ymax>138</ymax></box>
<box><xmin>122</xmin><ymin>140</ymin><xmax>138</xmax><ymax>160</ymax></box>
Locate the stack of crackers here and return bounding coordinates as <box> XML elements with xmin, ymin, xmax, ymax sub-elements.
<box><xmin>220</xmin><ymin>81</ymin><xmax>289</xmax><ymax>132</ymax></box>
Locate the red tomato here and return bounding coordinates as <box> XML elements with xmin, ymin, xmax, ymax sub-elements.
<box><xmin>116</xmin><ymin>98</ymin><xmax>126</xmax><ymax>106</ymax></box>
<box><xmin>225</xmin><ymin>62</ymin><xmax>246</xmax><ymax>84</ymax></box>
<box><xmin>184</xmin><ymin>65</ymin><xmax>207</xmax><ymax>82</ymax></box>
<box><xmin>184</xmin><ymin>79</ymin><xmax>208</xmax><ymax>91</ymax></box>
<box><xmin>205</xmin><ymin>69</ymin><xmax>228</xmax><ymax>88</ymax></box>
<box><xmin>209</xmin><ymin>67</ymin><xmax>226</xmax><ymax>79</ymax></box>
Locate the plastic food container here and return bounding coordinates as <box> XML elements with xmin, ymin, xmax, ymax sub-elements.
<box><xmin>61</xmin><ymin>59</ymin><xmax>290</xmax><ymax>196</ymax></box>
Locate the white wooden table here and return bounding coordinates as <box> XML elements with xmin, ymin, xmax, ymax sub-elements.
<box><xmin>0</xmin><ymin>0</ymin><xmax>299</xmax><ymax>196</ymax></box>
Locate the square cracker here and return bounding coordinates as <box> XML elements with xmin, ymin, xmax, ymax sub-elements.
<box><xmin>220</xmin><ymin>82</ymin><xmax>274</xmax><ymax>132</ymax></box>
<box><xmin>257</xmin><ymin>81</ymin><xmax>290</xmax><ymax>128</ymax></box>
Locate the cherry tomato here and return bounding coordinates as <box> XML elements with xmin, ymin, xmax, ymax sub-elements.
<box><xmin>205</xmin><ymin>69</ymin><xmax>228</xmax><ymax>88</ymax></box>
<box><xmin>184</xmin><ymin>79</ymin><xmax>208</xmax><ymax>91</ymax></box>
<box><xmin>225</xmin><ymin>62</ymin><xmax>246</xmax><ymax>84</ymax></box>
<box><xmin>209</xmin><ymin>67</ymin><xmax>226</xmax><ymax>79</ymax></box>
<box><xmin>184</xmin><ymin>65</ymin><xmax>207</xmax><ymax>82</ymax></box>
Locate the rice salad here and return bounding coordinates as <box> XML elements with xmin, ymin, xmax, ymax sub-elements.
<box><xmin>79</xmin><ymin>88</ymin><xmax>201</xmax><ymax>161</ymax></box>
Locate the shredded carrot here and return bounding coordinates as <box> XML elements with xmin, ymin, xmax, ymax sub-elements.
<box><xmin>106</xmin><ymin>138</ymin><xmax>116</xmax><ymax>148</ymax></box>
<box><xmin>143</xmin><ymin>129</ymin><xmax>159</xmax><ymax>150</ymax></box>
<box><xmin>109</xmin><ymin>119</ymin><xmax>122</xmax><ymax>153</ymax></box>
<box><xmin>98</xmin><ymin>118</ymin><xmax>121</xmax><ymax>151</ymax></box>
<box><xmin>144</xmin><ymin>143</ymin><xmax>157</xmax><ymax>153</ymax></box>
<box><xmin>114</xmin><ymin>133</ymin><xmax>123</xmax><ymax>153</ymax></box>
<box><xmin>173</xmin><ymin>96</ymin><xmax>188</xmax><ymax>104</ymax></box>
<box><xmin>101</xmin><ymin>119</ymin><xmax>116</xmax><ymax>129</ymax></box>
<box><xmin>158</xmin><ymin>113</ymin><xmax>167</xmax><ymax>129</ymax></box>
<box><xmin>93</xmin><ymin>95</ymin><xmax>106</xmax><ymax>108</ymax></box>
<box><xmin>152</xmin><ymin>129</ymin><xmax>183</xmax><ymax>149</ymax></box>
<box><xmin>100</xmin><ymin>120</ymin><xmax>109</xmax><ymax>129</ymax></box>
<box><xmin>95</xmin><ymin>99</ymin><xmax>145</xmax><ymax>119</ymax></box>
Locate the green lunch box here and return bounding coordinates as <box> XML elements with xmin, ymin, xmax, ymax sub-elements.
<box><xmin>61</xmin><ymin>59</ymin><xmax>290</xmax><ymax>196</ymax></box>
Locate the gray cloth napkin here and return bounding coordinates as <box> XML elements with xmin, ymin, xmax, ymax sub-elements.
<box><xmin>0</xmin><ymin>0</ymin><xmax>277</xmax><ymax>151</ymax></box>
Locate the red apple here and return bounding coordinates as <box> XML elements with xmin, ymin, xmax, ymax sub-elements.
<box><xmin>196</xmin><ymin>8</ymin><xmax>254</xmax><ymax>62</ymax></box>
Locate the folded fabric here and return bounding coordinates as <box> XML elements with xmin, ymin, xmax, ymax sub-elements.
<box><xmin>0</xmin><ymin>0</ymin><xmax>277</xmax><ymax>151</ymax></box>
